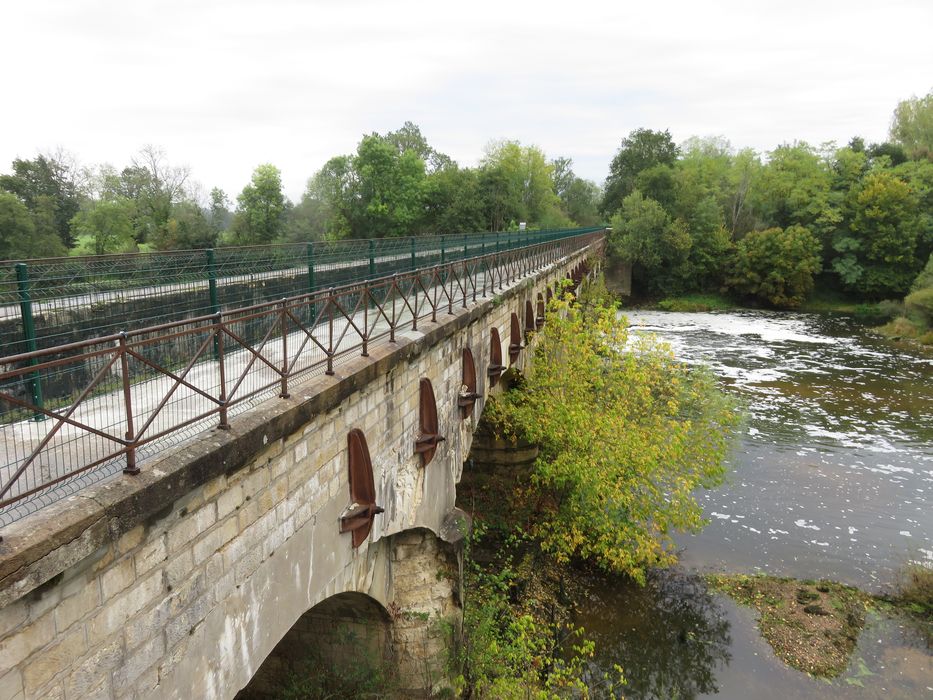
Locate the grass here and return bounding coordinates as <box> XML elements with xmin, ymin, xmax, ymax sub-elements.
<box><xmin>875</xmin><ymin>316</ymin><xmax>933</xmax><ymax>346</ymax></box>
<box><xmin>653</xmin><ymin>292</ymin><xmax>736</xmax><ymax>312</ymax></box>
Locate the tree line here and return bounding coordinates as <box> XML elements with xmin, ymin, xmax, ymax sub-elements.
<box><xmin>604</xmin><ymin>91</ymin><xmax>932</xmax><ymax>305</ymax></box>
<box><xmin>0</xmin><ymin>122</ymin><xmax>601</xmax><ymax>261</ymax></box>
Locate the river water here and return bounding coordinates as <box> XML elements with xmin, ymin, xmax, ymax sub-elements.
<box><xmin>573</xmin><ymin>310</ymin><xmax>932</xmax><ymax>699</ymax></box>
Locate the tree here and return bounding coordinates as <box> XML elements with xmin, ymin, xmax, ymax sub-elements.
<box><xmin>0</xmin><ymin>192</ymin><xmax>35</xmax><ymax>259</ymax></box>
<box><xmin>608</xmin><ymin>191</ymin><xmax>692</xmax><ymax>295</ymax></box>
<box><xmin>421</xmin><ymin>166</ymin><xmax>486</xmax><ymax>234</ymax></box>
<box><xmin>832</xmin><ymin>171</ymin><xmax>920</xmax><ymax>297</ymax></box>
<box><xmin>601</xmin><ymin>129</ymin><xmax>679</xmax><ymax>215</ymax></box>
<box><xmin>481</xmin><ymin>141</ymin><xmax>562</xmax><ymax>228</ymax></box>
<box><xmin>489</xmin><ymin>291</ymin><xmax>739</xmax><ymax>581</ymax></box>
<box><xmin>351</xmin><ymin>134</ymin><xmax>426</xmax><ymax>237</ymax></box>
<box><xmin>727</xmin><ymin>225</ymin><xmax>822</xmax><ymax>307</ymax></box>
<box><xmin>0</xmin><ymin>152</ymin><xmax>85</xmax><ymax>247</ymax></box>
<box><xmin>150</xmin><ymin>201</ymin><xmax>216</xmax><ymax>250</ymax></box>
<box><xmin>232</xmin><ymin>164</ymin><xmax>287</xmax><ymax>243</ymax></box>
<box><xmin>69</xmin><ymin>198</ymin><xmax>137</xmax><ymax>255</ymax></box>
<box><xmin>890</xmin><ymin>90</ymin><xmax>933</xmax><ymax>161</ymax></box>
<box><xmin>207</xmin><ymin>187</ymin><xmax>231</xmax><ymax>236</ymax></box>
<box><xmin>384</xmin><ymin>121</ymin><xmax>453</xmax><ymax>173</ymax></box>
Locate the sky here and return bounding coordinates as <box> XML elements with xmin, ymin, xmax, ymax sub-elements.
<box><xmin>3</xmin><ymin>0</ymin><xmax>931</xmax><ymax>202</ymax></box>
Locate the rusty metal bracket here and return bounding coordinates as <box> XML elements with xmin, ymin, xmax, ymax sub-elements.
<box><xmin>458</xmin><ymin>347</ymin><xmax>482</xmax><ymax>417</ymax></box>
<box><xmin>509</xmin><ymin>312</ymin><xmax>523</xmax><ymax>365</ymax></box>
<box><xmin>487</xmin><ymin>327</ymin><xmax>505</xmax><ymax>387</ymax></box>
<box><xmin>415</xmin><ymin>378</ymin><xmax>445</xmax><ymax>466</ymax></box>
<box><xmin>340</xmin><ymin>429</ymin><xmax>384</xmax><ymax>548</ymax></box>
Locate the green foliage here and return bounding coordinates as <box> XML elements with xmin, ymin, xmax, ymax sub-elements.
<box><xmin>232</xmin><ymin>164</ymin><xmax>286</xmax><ymax>243</ymax></box>
<box><xmin>656</xmin><ymin>293</ymin><xmax>735</xmax><ymax>312</ymax></box>
<box><xmin>451</xmin><ymin>525</ymin><xmax>623</xmax><ymax>699</ymax></box>
<box><xmin>0</xmin><ymin>191</ymin><xmax>67</xmax><ymax>259</ymax></box>
<box><xmin>602</xmin><ymin>128</ymin><xmax>679</xmax><ymax>215</ymax></box>
<box><xmin>727</xmin><ymin>225</ymin><xmax>822</xmax><ymax>308</ymax></box>
<box><xmin>609</xmin><ymin>191</ymin><xmax>691</xmax><ymax>295</ymax></box>
<box><xmin>0</xmin><ymin>153</ymin><xmax>84</xmax><ymax>247</ymax></box>
<box><xmin>489</xmin><ymin>290</ymin><xmax>739</xmax><ymax>581</ymax></box>
<box><xmin>69</xmin><ymin>198</ymin><xmax>137</xmax><ymax>255</ymax></box>
<box><xmin>833</xmin><ymin>170</ymin><xmax>921</xmax><ymax>297</ymax></box>
<box><xmin>890</xmin><ymin>90</ymin><xmax>933</xmax><ymax>161</ymax></box>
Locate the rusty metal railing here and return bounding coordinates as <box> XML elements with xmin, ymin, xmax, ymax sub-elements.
<box><xmin>0</xmin><ymin>230</ymin><xmax>604</xmax><ymax>520</ymax></box>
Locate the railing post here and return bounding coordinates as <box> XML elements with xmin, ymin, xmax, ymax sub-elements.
<box><xmin>368</xmin><ymin>239</ymin><xmax>375</xmax><ymax>279</ymax></box>
<box><xmin>206</xmin><ymin>249</ymin><xmax>220</xmax><ymax>360</ymax></box>
<box><xmin>361</xmin><ymin>284</ymin><xmax>369</xmax><ymax>357</ymax></box>
<box><xmin>215</xmin><ymin>312</ymin><xmax>229</xmax><ymax>429</ymax></box>
<box><xmin>326</xmin><ymin>289</ymin><xmax>335</xmax><ymax>375</ymax></box>
<box><xmin>441</xmin><ymin>237</ymin><xmax>446</xmax><ymax>265</ymax></box>
<box><xmin>463</xmin><ymin>233</ymin><xmax>467</xmax><ymax>259</ymax></box>
<box><xmin>119</xmin><ymin>332</ymin><xmax>139</xmax><ymax>475</ymax></box>
<box><xmin>15</xmin><ymin>263</ymin><xmax>44</xmax><ymax>421</ymax></box>
<box><xmin>307</xmin><ymin>241</ymin><xmax>316</xmax><ymax>323</ymax></box>
<box><xmin>410</xmin><ymin>237</ymin><xmax>416</xmax><ymax>271</ymax></box>
<box><xmin>306</xmin><ymin>241</ymin><xmax>316</xmax><ymax>293</ymax></box>
<box><xmin>280</xmin><ymin>299</ymin><xmax>290</xmax><ymax>398</ymax></box>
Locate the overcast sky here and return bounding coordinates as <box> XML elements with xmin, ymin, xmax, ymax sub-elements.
<box><xmin>4</xmin><ymin>0</ymin><xmax>931</xmax><ymax>202</ymax></box>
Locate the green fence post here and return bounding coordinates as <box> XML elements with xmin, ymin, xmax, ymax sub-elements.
<box><xmin>463</xmin><ymin>234</ymin><xmax>468</xmax><ymax>259</ymax></box>
<box><xmin>206</xmin><ymin>249</ymin><xmax>220</xmax><ymax>360</ymax></box>
<box><xmin>15</xmin><ymin>263</ymin><xmax>44</xmax><ymax>421</ymax></box>
<box><xmin>410</xmin><ymin>237</ymin><xmax>416</xmax><ymax>271</ymax></box>
<box><xmin>441</xmin><ymin>237</ymin><xmax>446</xmax><ymax>265</ymax></box>
<box><xmin>496</xmin><ymin>231</ymin><xmax>500</xmax><ymax>254</ymax></box>
<box><xmin>368</xmin><ymin>239</ymin><xmax>375</xmax><ymax>279</ymax></box>
<box><xmin>306</xmin><ymin>241</ymin><xmax>317</xmax><ymax>322</ymax></box>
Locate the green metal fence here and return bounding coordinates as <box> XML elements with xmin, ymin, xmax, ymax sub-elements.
<box><xmin>0</xmin><ymin>227</ymin><xmax>601</xmax><ymax>361</ymax></box>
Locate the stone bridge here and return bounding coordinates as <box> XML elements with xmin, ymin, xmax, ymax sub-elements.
<box><xmin>0</xmin><ymin>234</ymin><xmax>602</xmax><ymax>700</ymax></box>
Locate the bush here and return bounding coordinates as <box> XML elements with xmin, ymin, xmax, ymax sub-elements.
<box><xmin>904</xmin><ymin>286</ymin><xmax>933</xmax><ymax>325</ymax></box>
<box><xmin>727</xmin><ymin>225</ymin><xmax>822</xmax><ymax>308</ymax></box>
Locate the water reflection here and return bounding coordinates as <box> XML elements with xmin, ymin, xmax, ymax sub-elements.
<box><xmin>576</xmin><ymin>568</ymin><xmax>731</xmax><ymax>700</ymax></box>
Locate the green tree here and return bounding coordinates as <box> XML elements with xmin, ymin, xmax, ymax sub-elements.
<box><xmin>383</xmin><ymin>121</ymin><xmax>453</xmax><ymax>173</ymax></box>
<box><xmin>232</xmin><ymin>164</ymin><xmax>287</xmax><ymax>243</ymax></box>
<box><xmin>601</xmin><ymin>129</ymin><xmax>679</xmax><ymax>215</ymax></box>
<box><xmin>481</xmin><ymin>141</ymin><xmax>563</xmax><ymax>228</ymax></box>
<box><xmin>421</xmin><ymin>166</ymin><xmax>486</xmax><ymax>234</ymax></box>
<box><xmin>351</xmin><ymin>134</ymin><xmax>426</xmax><ymax>237</ymax></box>
<box><xmin>890</xmin><ymin>90</ymin><xmax>933</xmax><ymax>161</ymax></box>
<box><xmin>151</xmin><ymin>201</ymin><xmax>216</xmax><ymax>250</ymax></box>
<box><xmin>609</xmin><ymin>191</ymin><xmax>692</xmax><ymax>295</ymax></box>
<box><xmin>0</xmin><ymin>153</ymin><xmax>85</xmax><ymax>247</ymax></box>
<box><xmin>728</xmin><ymin>225</ymin><xmax>822</xmax><ymax>307</ymax></box>
<box><xmin>832</xmin><ymin>171</ymin><xmax>920</xmax><ymax>297</ymax></box>
<box><xmin>0</xmin><ymin>192</ymin><xmax>35</xmax><ymax>259</ymax></box>
<box><xmin>490</xmin><ymin>291</ymin><xmax>739</xmax><ymax>581</ymax></box>
<box><xmin>69</xmin><ymin>198</ymin><xmax>137</xmax><ymax>255</ymax></box>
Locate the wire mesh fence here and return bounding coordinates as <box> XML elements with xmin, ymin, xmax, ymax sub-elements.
<box><xmin>0</xmin><ymin>228</ymin><xmax>604</xmax><ymax>523</ymax></box>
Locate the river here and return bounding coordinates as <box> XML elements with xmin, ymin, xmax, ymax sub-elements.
<box><xmin>573</xmin><ymin>310</ymin><xmax>932</xmax><ymax>699</ymax></box>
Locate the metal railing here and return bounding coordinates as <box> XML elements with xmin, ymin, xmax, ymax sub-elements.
<box><xmin>0</xmin><ymin>229</ymin><xmax>605</xmax><ymax>522</ymax></box>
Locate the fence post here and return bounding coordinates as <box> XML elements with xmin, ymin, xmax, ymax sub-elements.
<box><xmin>306</xmin><ymin>241</ymin><xmax>317</xmax><ymax>324</ymax></box>
<box><xmin>463</xmin><ymin>234</ymin><xmax>468</xmax><ymax>260</ymax></box>
<box><xmin>410</xmin><ymin>237</ymin><xmax>416</xmax><ymax>271</ymax></box>
<box><xmin>119</xmin><ymin>332</ymin><xmax>139</xmax><ymax>475</ymax></box>
<box><xmin>206</xmin><ymin>249</ymin><xmax>220</xmax><ymax>360</ymax></box>
<box><xmin>368</xmin><ymin>239</ymin><xmax>375</xmax><ymax>279</ymax></box>
<box><xmin>15</xmin><ymin>263</ymin><xmax>44</xmax><ymax>421</ymax></box>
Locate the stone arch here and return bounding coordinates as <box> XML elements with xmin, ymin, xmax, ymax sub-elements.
<box><xmin>236</xmin><ymin>591</ymin><xmax>393</xmax><ymax>699</ymax></box>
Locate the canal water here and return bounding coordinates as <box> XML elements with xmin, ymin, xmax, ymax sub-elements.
<box><xmin>573</xmin><ymin>310</ymin><xmax>932</xmax><ymax>698</ymax></box>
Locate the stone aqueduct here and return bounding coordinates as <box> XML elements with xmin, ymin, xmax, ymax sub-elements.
<box><xmin>0</xmin><ymin>241</ymin><xmax>599</xmax><ymax>700</ymax></box>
